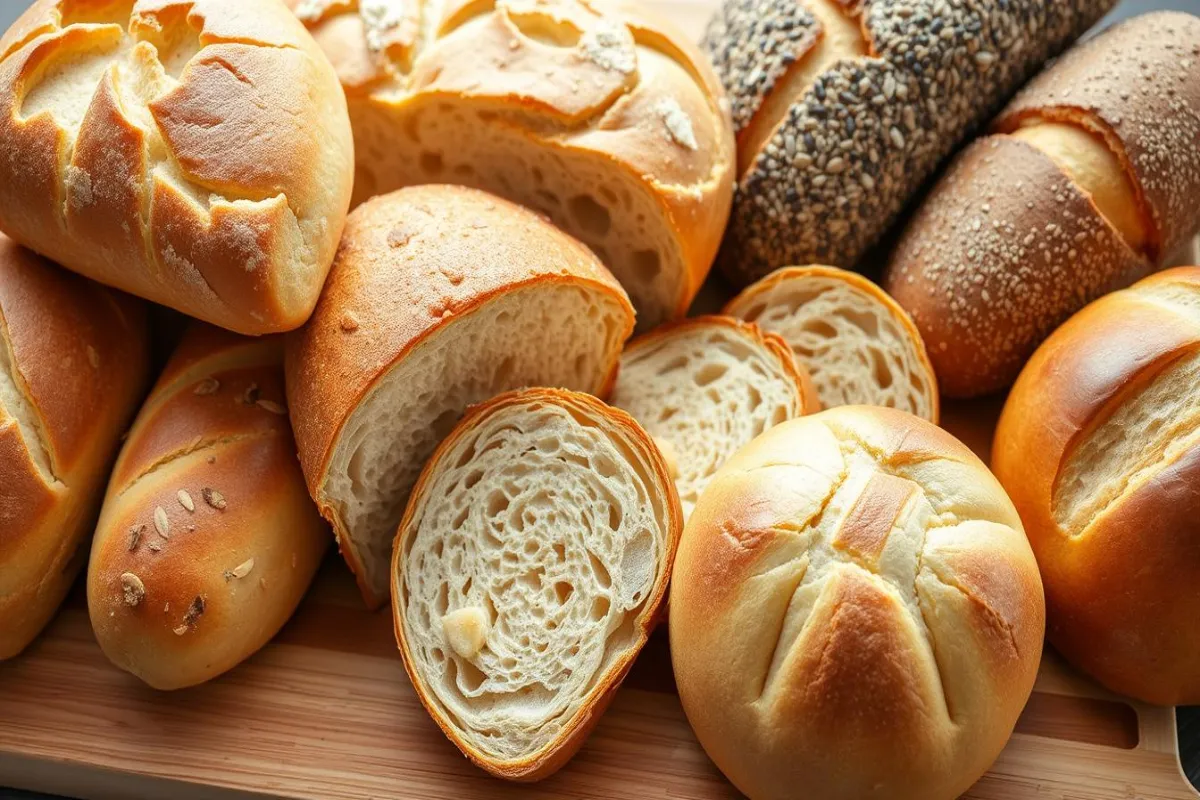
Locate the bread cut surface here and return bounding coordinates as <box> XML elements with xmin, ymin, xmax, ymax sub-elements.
<box><xmin>286</xmin><ymin>185</ymin><xmax>634</xmax><ymax>608</ymax></box>
<box><xmin>394</xmin><ymin>388</ymin><xmax>680</xmax><ymax>779</ymax></box>
<box><xmin>0</xmin><ymin>0</ymin><xmax>354</xmax><ymax>334</ymax></box>
<box><xmin>671</xmin><ymin>406</ymin><xmax>1044</xmax><ymax>800</ymax></box>
<box><xmin>288</xmin><ymin>0</ymin><xmax>734</xmax><ymax>330</ymax></box>
<box><xmin>610</xmin><ymin>315</ymin><xmax>816</xmax><ymax>519</ymax></box>
<box><xmin>726</xmin><ymin>266</ymin><xmax>937</xmax><ymax>422</ymax></box>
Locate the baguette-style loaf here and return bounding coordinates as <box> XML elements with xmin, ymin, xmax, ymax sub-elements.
<box><xmin>288</xmin><ymin>0</ymin><xmax>735</xmax><ymax>330</ymax></box>
<box><xmin>994</xmin><ymin>268</ymin><xmax>1200</xmax><ymax>706</ymax></box>
<box><xmin>725</xmin><ymin>266</ymin><xmax>938</xmax><ymax>422</ymax></box>
<box><xmin>702</xmin><ymin>0</ymin><xmax>1115</xmax><ymax>286</ymax></box>
<box><xmin>88</xmin><ymin>325</ymin><xmax>328</xmax><ymax>690</ymax></box>
<box><xmin>886</xmin><ymin>12</ymin><xmax>1200</xmax><ymax>397</ymax></box>
<box><xmin>394</xmin><ymin>388</ymin><xmax>681</xmax><ymax>780</ymax></box>
<box><xmin>611</xmin><ymin>315</ymin><xmax>817</xmax><ymax>520</ymax></box>
<box><xmin>671</xmin><ymin>406</ymin><xmax>1044</xmax><ymax>800</ymax></box>
<box><xmin>0</xmin><ymin>0</ymin><xmax>354</xmax><ymax>334</ymax></box>
<box><xmin>287</xmin><ymin>185</ymin><xmax>635</xmax><ymax>608</ymax></box>
<box><xmin>0</xmin><ymin>235</ymin><xmax>149</xmax><ymax>660</ymax></box>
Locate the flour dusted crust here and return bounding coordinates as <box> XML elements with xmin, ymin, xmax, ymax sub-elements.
<box><xmin>0</xmin><ymin>0</ymin><xmax>354</xmax><ymax>334</ymax></box>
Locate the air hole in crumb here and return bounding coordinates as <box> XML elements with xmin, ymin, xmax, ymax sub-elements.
<box><xmin>450</xmin><ymin>506</ymin><xmax>469</xmax><ymax>529</ymax></box>
<box><xmin>694</xmin><ymin>363</ymin><xmax>728</xmax><ymax>387</ymax></box>
<box><xmin>554</xmin><ymin>581</ymin><xmax>574</xmax><ymax>604</ymax></box>
<box><xmin>599</xmin><ymin>186</ymin><xmax>618</xmax><ymax>205</ymax></box>
<box><xmin>633</xmin><ymin>250</ymin><xmax>661</xmax><ymax>282</ymax></box>
<box><xmin>434</xmin><ymin>583</ymin><xmax>449</xmax><ymax>615</ymax></box>
<box><xmin>592</xmin><ymin>455</ymin><xmax>618</xmax><ymax>478</ymax></box>
<box><xmin>747</xmin><ymin>384</ymin><xmax>763</xmax><ymax>410</ymax></box>
<box><xmin>462</xmin><ymin>576</ymin><xmax>473</xmax><ymax>595</ymax></box>
<box><xmin>568</xmin><ymin>194</ymin><xmax>611</xmax><ymax>238</ymax></box>
<box><xmin>532</xmin><ymin>167</ymin><xmax>545</xmax><ymax>185</ymax></box>
<box><xmin>608</xmin><ymin>503</ymin><xmax>622</xmax><ymax>530</ymax></box>
<box><xmin>420</xmin><ymin>151</ymin><xmax>444</xmax><ymax>175</ymax></box>
<box><xmin>464</xmin><ymin>470</ymin><xmax>483</xmax><ymax>490</ymax></box>
<box><xmin>455</xmin><ymin>658</ymin><xmax>487</xmax><ymax>692</ymax></box>
<box><xmin>487</xmin><ymin>491</ymin><xmax>510</xmax><ymax>517</ymax></box>
<box><xmin>590</xmin><ymin>595</ymin><xmax>611</xmax><ymax>620</ymax></box>
<box><xmin>588</xmin><ymin>550</ymin><xmax>611</xmax><ymax>588</ymax></box>
<box><xmin>871</xmin><ymin>349</ymin><xmax>893</xmax><ymax>389</ymax></box>
<box><xmin>552</xmin><ymin>542</ymin><xmax>565</xmax><ymax>561</ymax></box>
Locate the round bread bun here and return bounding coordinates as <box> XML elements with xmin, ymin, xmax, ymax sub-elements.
<box><xmin>287</xmin><ymin>0</ymin><xmax>735</xmax><ymax>330</ymax></box>
<box><xmin>701</xmin><ymin>0</ymin><xmax>1115</xmax><ymax>286</ymax></box>
<box><xmin>994</xmin><ymin>267</ymin><xmax>1200</xmax><ymax>706</ymax></box>
<box><xmin>0</xmin><ymin>0</ymin><xmax>354</xmax><ymax>335</ymax></box>
<box><xmin>671</xmin><ymin>405</ymin><xmax>1044</xmax><ymax>800</ymax></box>
<box><xmin>725</xmin><ymin>266</ymin><xmax>938</xmax><ymax>422</ymax></box>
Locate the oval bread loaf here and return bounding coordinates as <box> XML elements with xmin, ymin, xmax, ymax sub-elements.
<box><xmin>394</xmin><ymin>388</ymin><xmax>681</xmax><ymax>780</ymax></box>
<box><xmin>885</xmin><ymin>12</ymin><xmax>1200</xmax><ymax>397</ymax></box>
<box><xmin>88</xmin><ymin>324</ymin><xmax>328</xmax><ymax>690</ymax></box>
<box><xmin>288</xmin><ymin>0</ymin><xmax>734</xmax><ymax>330</ymax></box>
<box><xmin>610</xmin><ymin>315</ymin><xmax>817</xmax><ymax>520</ymax></box>
<box><xmin>671</xmin><ymin>406</ymin><xmax>1044</xmax><ymax>800</ymax></box>
<box><xmin>994</xmin><ymin>268</ymin><xmax>1200</xmax><ymax>706</ymax></box>
<box><xmin>287</xmin><ymin>185</ymin><xmax>635</xmax><ymax>608</ymax></box>
<box><xmin>703</xmin><ymin>0</ymin><xmax>1115</xmax><ymax>286</ymax></box>
<box><xmin>0</xmin><ymin>0</ymin><xmax>354</xmax><ymax>334</ymax></box>
<box><xmin>0</xmin><ymin>235</ymin><xmax>150</xmax><ymax>660</ymax></box>
<box><xmin>725</xmin><ymin>266</ymin><xmax>938</xmax><ymax>421</ymax></box>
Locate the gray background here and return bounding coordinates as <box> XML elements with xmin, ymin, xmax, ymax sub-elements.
<box><xmin>0</xmin><ymin>0</ymin><xmax>1199</xmax><ymax>798</ymax></box>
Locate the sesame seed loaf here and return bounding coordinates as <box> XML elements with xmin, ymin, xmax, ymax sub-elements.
<box><xmin>88</xmin><ymin>324</ymin><xmax>329</xmax><ymax>690</ymax></box>
<box><xmin>0</xmin><ymin>234</ymin><xmax>150</xmax><ymax>661</ymax></box>
<box><xmin>885</xmin><ymin>12</ymin><xmax>1200</xmax><ymax>398</ymax></box>
<box><xmin>288</xmin><ymin>0</ymin><xmax>735</xmax><ymax>331</ymax></box>
<box><xmin>703</xmin><ymin>0</ymin><xmax>1116</xmax><ymax>286</ymax></box>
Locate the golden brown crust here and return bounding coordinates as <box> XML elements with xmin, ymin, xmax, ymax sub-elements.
<box><xmin>0</xmin><ymin>235</ymin><xmax>150</xmax><ymax>660</ymax></box>
<box><xmin>0</xmin><ymin>0</ymin><xmax>354</xmax><ymax>334</ymax></box>
<box><xmin>87</xmin><ymin>324</ymin><xmax>328</xmax><ymax>690</ymax></box>
<box><xmin>392</xmin><ymin>387</ymin><xmax>682</xmax><ymax>781</ymax></box>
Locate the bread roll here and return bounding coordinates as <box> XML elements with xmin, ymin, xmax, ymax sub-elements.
<box><xmin>287</xmin><ymin>0</ymin><xmax>734</xmax><ymax>331</ymax></box>
<box><xmin>885</xmin><ymin>12</ymin><xmax>1200</xmax><ymax>397</ymax></box>
<box><xmin>394</xmin><ymin>388</ymin><xmax>680</xmax><ymax>780</ymax></box>
<box><xmin>702</xmin><ymin>0</ymin><xmax>1115</xmax><ymax>286</ymax></box>
<box><xmin>0</xmin><ymin>235</ymin><xmax>149</xmax><ymax>660</ymax></box>
<box><xmin>88</xmin><ymin>325</ymin><xmax>328</xmax><ymax>690</ymax></box>
<box><xmin>610</xmin><ymin>315</ymin><xmax>817</xmax><ymax>520</ymax></box>
<box><xmin>287</xmin><ymin>185</ymin><xmax>635</xmax><ymax>608</ymax></box>
<box><xmin>993</xmin><ymin>267</ymin><xmax>1200</xmax><ymax>705</ymax></box>
<box><xmin>671</xmin><ymin>406</ymin><xmax>1044</xmax><ymax>800</ymax></box>
<box><xmin>0</xmin><ymin>0</ymin><xmax>354</xmax><ymax>335</ymax></box>
<box><xmin>725</xmin><ymin>266</ymin><xmax>938</xmax><ymax>421</ymax></box>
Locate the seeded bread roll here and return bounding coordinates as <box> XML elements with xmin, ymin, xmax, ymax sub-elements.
<box><xmin>0</xmin><ymin>235</ymin><xmax>149</xmax><ymax>660</ymax></box>
<box><xmin>287</xmin><ymin>185</ymin><xmax>635</xmax><ymax>609</ymax></box>
<box><xmin>885</xmin><ymin>12</ymin><xmax>1200</xmax><ymax>397</ymax></box>
<box><xmin>394</xmin><ymin>388</ymin><xmax>680</xmax><ymax>780</ymax></box>
<box><xmin>703</xmin><ymin>0</ymin><xmax>1115</xmax><ymax>286</ymax></box>
<box><xmin>287</xmin><ymin>0</ymin><xmax>734</xmax><ymax>331</ymax></box>
<box><xmin>0</xmin><ymin>0</ymin><xmax>354</xmax><ymax>334</ymax></box>
<box><xmin>725</xmin><ymin>266</ymin><xmax>937</xmax><ymax>422</ymax></box>
<box><xmin>611</xmin><ymin>315</ymin><xmax>817</xmax><ymax>521</ymax></box>
<box><xmin>994</xmin><ymin>268</ymin><xmax>1200</xmax><ymax>706</ymax></box>
<box><xmin>671</xmin><ymin>406</ymin><xmax>1044</xmax><ymax>800</ymax></box>
<box><xmin>88</xmin><ymin>325</ymin><xmax>328</xmax><ymax>690</ymax></box>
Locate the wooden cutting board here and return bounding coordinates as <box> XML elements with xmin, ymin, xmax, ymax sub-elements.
<box><xmin>1</xmin><ymin>1</ymin><xmax>1198</xmax><ymax>798</ymax></box>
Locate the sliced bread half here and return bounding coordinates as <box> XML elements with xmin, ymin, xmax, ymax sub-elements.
<box><xmin>610</xmin><ymin>316</ymin><xmax>817</xmax><ymax>520</ymax></box>
<box><xmin>725</xmin><ymin>266</ymin><xmax>939</xmax><ymax>422</ymax></box>
<box><xmin>393</xmin><ymin>388</ymin><xmax>681</xmax><ymax>780</ymax></box>
<box><xmin>286</xmin><ymin>186</ymin><xmax>635</xmax><ymax>608</ymax></box>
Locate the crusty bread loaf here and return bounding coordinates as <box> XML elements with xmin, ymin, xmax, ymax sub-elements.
<box><xmin>394</xmin><ymin>388</ymin><xmax>680</xmax><ymax>780</ymax></box>
<box><xmin>725</xmin><ymin>266</ymin><xmax>938</xmax><ymax>421</ymax></box>
<box><xmin>994</xmin><ymin>267</ymin><xmax>1200</xmax><ymax>705</ymax></box>
<box><xmin>885</xmin><ymin>12</ymin><xmax>1200</xmax><ymax>398</ymax></box>
<box><xmin>88</xmin><ymin>324</ymin><xmax>328</xmax><ymax>690</ymax></box>
<box><xmin>0</xmin><ymin>0</ymin><xmax>354</xmax><ymax>335</ymax></box>
<box><xmin>610</xmin><ymin>315</ymin><xmax>817</xmax><ymax>520</ymax></box>
<box><xmin>671</xmin><ymin>406</ymin><xmax>1044</xmax><ymax>800</ymax></box>
<box><xmin>287</xmin><ymin>185</ymin><xmax>635</xmax><ymax>608</ymax></box>
<box><xmin>0</xmin><ymin>235</ymin><xmax>149</xmax><ymax>660</ymax></box>
<box><xmin>702</xmin><ymin>0</ymin><xmax>1115</xmax><ymax>286</ymax></box>
<box><xmin>287</xmin><ymin>0</ymin><xmax>734</xmax><ymax>330</ymax></box>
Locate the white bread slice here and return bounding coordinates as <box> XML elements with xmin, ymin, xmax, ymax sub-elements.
<box><xmin>394</xmin><ymin>388</ymin><xmax>681</xmax><ymax>780</ymax></box>
<box><xmin>287</xmin><ymin>186</ymin><xmax>635</xmax><ymax>608</ymax></box>
<box><xmin>725</xmin><ymin>266</ymin><xmax>939</xmax><ymax>422</ymax></box>
<box><xmin>610</xmin><ymin>316</ymin><xmax>818</xmax><ymax>520</ymax></box>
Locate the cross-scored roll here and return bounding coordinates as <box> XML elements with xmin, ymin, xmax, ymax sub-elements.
<box><xmin>393</xmin><ymin>388</ymin><xmax>681</xmax><ymax>780</ymax></box>
<box><xmin>671</xmin><ymin>406</ymin><xmax>1044</xmax><ymax>800</ymax></box>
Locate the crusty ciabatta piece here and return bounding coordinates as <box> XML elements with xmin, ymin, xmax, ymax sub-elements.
<box><xmin>286</xmin><ymin>0</ymin><xmax>735</xmax><ymax>330</ymax></box>
<box><xmin>394</xmin><ymin>388</ymin><xmax>681</xmax><ymax>780</ymax></box>
<box><xmin>725</xmin><ymin>266</ymin><xmax>938</xmax><ymax>423</ymax></box>
<box><xmin>287</xmin><ymin>186</ymin><xmax>635</xmax><ymax>608</ymax></box>
<box><xmin>611</xmin><ymin>315</ymin><xmax>818</xmax><ymax>520</ymax></box>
